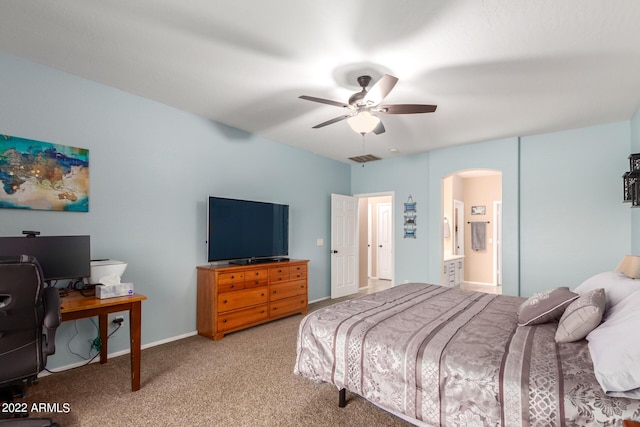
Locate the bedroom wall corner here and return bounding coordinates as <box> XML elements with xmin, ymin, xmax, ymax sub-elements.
<box><xmin>520</xmin><ymin>122</ymin><xmax>630</xmax><ymax>296</ymax></box>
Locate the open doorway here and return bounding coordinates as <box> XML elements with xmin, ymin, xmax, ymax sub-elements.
<box><xmin>442</xmin><ymin>170</ymin><xmax>502</xmax><ymax>294</ymax></box>
<box><xmin>357</xmin><ymin>193</ymin><xmax>394</xmax><ymax>294</ymax></box>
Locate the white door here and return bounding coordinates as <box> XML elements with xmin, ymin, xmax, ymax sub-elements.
<box><xmin>331</xmin><ymin>194</ymin><xmax>359</xmax><ymax>298</ymax></box>
<box><xmin>376</xmin><ymin>203</ymin><xmax>392</xmax><ymax>280</ymax></box>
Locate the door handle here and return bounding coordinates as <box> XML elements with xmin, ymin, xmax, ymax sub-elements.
<box><xmin>331</xmin><ymin>250</ymin><xmax>338</xmax><ymax>254</ymax></box>
<box><xmin>379</xmin><ymin>245</ymin><xmax>383</xmax><ymax>248</ymax></box>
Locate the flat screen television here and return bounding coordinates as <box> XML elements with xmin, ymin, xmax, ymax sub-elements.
<box><xmin>208</xmin><ymin>197</ymin><xmax>289</xmax><ymax>264</ymax></box>
<box><xmin>0</xmin><ymin>235</ymin><xmax>91</xmax><ymax>282</ymax></box>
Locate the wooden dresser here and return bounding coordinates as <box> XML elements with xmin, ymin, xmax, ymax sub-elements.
<box><xmin>196</xmin><ymin>259</ymin><xmax>309</xmax><ymax>340</ymax></box>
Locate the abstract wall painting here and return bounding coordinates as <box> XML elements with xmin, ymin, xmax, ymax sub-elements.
<box><xmin>0</xmin><ymin>134</ymin><xmax>89</xmax><ymax>212</ymax></box>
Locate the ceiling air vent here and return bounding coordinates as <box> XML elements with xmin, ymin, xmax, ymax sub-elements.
<box><xmin>348</xmin><ymin>154</ymin><xmax>381</xmax><ymax>164</ymax></box>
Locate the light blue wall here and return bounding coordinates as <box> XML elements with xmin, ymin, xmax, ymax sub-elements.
<box><xmin>427</xmin><ymin>138</ymin><xmax>520</xmax><ymax>296</ymax></box>
<box><xmin>353</xmin><ymin>125</ymin><xmax>633</xmax><ymax>298</ymax></box>
<box><xmin>520</xmin><ymin>123</ymin><xmax>630</xmax><ymax>295</ymax></box>
<box><xmin>0</xmin><ymin>53</ymin><xmax>349</xmax><ymax>369</ymax></box>
<box><xmin>351</xmin><ymin>153</ymin><xmax>431</xmax><ymax>285</ymax></box>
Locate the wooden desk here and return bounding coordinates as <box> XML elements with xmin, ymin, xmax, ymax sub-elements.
<box><xmin>60</xmin><ymin>292</ymin><xmax>147</xmax><ymax>391</ymax></box>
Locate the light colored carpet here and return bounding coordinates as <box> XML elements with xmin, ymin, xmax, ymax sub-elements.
<box><xmin>18</xmin><ymin>297</ymin><xmax>412</xmax><ymax>427</ymax></box>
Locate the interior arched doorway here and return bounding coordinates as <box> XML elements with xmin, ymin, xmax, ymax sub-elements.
<box><xmin>442</xmin><ymin>169</ymin><xmax>502</xmax><ymax>294</ymax></box>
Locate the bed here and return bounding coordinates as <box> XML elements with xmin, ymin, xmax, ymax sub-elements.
<box><xmin>294</xmin><ymin>282</ymin><xmax>640</xmax><ymax>426</ymax></box>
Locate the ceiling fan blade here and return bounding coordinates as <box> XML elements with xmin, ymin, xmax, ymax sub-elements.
<box><xmin>372</xmin><ymin>121</ymin><xmax>386</xmax><ymax>135</ymax></box>
<box><xmin>379</xmin><ymin>104</ymin><xmax>437</xmax><ymax>114</ymax></box>
<box><xmin>299</xmin><ymin>95</ymin><xmax>349</xmax><ymax>108</ymax></box>
<box><xmin>312</xmin><ymin>114</ymin><xmax>352</xmax><ymax>129</ymax></box>
<box><xmin>363</xmin><ymin>74</ymin><xmax>398</xmax><ymax>106</ymax></box>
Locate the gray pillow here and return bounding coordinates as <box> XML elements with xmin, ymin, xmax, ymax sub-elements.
<box><xmin>555</xmin><ymin>288</ymin><xmax>605</xmax><ymax>343</ymax></box>
<box><xmin>517</xmin><ymin>287</ymin><xmax>578</xmax><ymax>326</ymax></box>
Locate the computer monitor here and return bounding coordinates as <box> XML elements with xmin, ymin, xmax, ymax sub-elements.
<box><xmin>0</xmin><ymin>235</ymin><xmax>91</xmax><ymax>282</ymax></box>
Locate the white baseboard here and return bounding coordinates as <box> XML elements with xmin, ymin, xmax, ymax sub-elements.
<box><xmin>309</xmin><ymin>296</ymin><xmax>330</xmax><ymax>304</ymax></box>
<box><xmin>41</xmin><ymin>330</ymin><xmax>198</xmax><ymax>376</ymax></box>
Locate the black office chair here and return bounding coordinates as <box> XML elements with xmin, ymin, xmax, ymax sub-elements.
<box><xmin>0</xmin><ymin>256</ymin><xmax>60</xmax><ymax>426</ymax></box>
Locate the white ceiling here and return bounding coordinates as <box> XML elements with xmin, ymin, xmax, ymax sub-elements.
<box><xmin>1</xmin><ymin>1</ymin><xmax>640</xmax><ymax>163</ymax></box>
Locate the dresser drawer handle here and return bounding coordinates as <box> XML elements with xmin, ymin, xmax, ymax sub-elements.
<box><xmin>273</xmin><ymin>290</ymin><xmax>277</xmax><ymax>294</ymax></box>
<box><xmin>230</xmin><ymin>284</ymin><xmax>235</xmax><ymax>289</ymax></box>
<box><xmin>223</xmin><ymin>319</ymin><xmax>227</xmax><ymax>323</ymax></box>
<box><xmin>254</xmin><ymin>280</ymin><xmax>259</xmax><ymax>285</ymax></box>
<box><xmin>255</xmin><ymin>272</ymin><xmax>259</xmax><ymax>276</ymax></box>
<box><xmin>300</xmin><ymin>285</ymin><xmax>304</xmax><ymax>288</ymax></box>
<box><xmin>223</xmin><ymin>300</ymin><xmax>227</xmax><ymax>304</ymax></box>
<box><xmin>260</xmin><ymin>310</ymin><xmax>265</xmax><ymax>313</ymax></box>
<box><xmin>261</xmin><ymin>293</ymin><xmax>265</xmax><ymax>297</ymax></box>
<box><xmin>273</xmin><ymin>306</ymin><xmax>277</xmax><ymax>311</ymax></box>
<box><xmin>231</xmin><ymin>275</ymin><xmax>235</xmax><ymax>279</ymax></box>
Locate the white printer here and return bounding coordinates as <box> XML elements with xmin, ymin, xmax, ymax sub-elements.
<box><xmin>89</xmin><ymin>260</ymin><xmax>134</xmax><ymax>299</ymax></box>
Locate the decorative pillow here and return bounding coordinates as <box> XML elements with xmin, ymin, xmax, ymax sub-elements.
<box><xmin>574</xmin><ymin>271</ymin><xmax>640</xmax><ymax>312</ymax></box>
<box><xmin>555</xmin><ymin>288</ymin><xmax>605</xmax><ymax>343</ymax></box>
<box><xmin>517</xmin><ymin>287</ymin><xmax>578</xmax><ymax>326</ymax></box>
<box><xmin>587</xmin><ymin>291</ymin><xmax>640</xmax><ymax>398</ymax></box>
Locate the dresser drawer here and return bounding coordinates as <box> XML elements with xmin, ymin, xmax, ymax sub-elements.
<box><xmin>245</xmin><ymin>269</ymin><xmax>268</xmax><ymax>288</ymax></box>
<box><xmin>218</xmin><ymin>272</ymin><xmax>245</xmax><ymax>284</ymax></box>
<box><xmin>217</xmin><ymin>287</ymin><xmax>268</xmax><ymax>313</ymax></box>
<box><xmin>271</xmin><ymin>279</ymin><xmax>307</xmax><ymax>301</ymax></box>
<box><xmin>218</xmin><ymin>304</ymin><xmax>268</xmax><ymax>332</ymax></box>
<box><xmin>269</xmin><ymin>266</ymin><xmax>290</xmax><ymax>283</ymax></box>
<box><xmin>218</xmin><ymin>281</ymin><xmax>244</xmax><ymax>293</ymax></box>
<box><xmin>290</xmin><ymin>266</ymin><xmax>307</xmax><ymax>280</ymax></box>
<box><xmin>270</xmin><ymin>295</ymin><xmax>307</xmax><ymax>317</ymax></box>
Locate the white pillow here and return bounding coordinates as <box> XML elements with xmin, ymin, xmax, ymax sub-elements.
<box><xmin>586</xmin><ymin>290</ymin><xmax>640</xmax><ymax>398</ymax></box>
<box><xmin>574</xmin><ymin>271</ymin><xmax>640</xmax><ymax>312</ymax></box>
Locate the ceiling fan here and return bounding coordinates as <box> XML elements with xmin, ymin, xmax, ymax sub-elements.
<box><xmin>299</xmin><ymin>74</ymin><xmax>437</xmax><ymax>135</ymax></box>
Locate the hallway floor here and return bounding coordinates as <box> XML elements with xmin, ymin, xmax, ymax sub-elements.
<box><xmin>460</xmin><ymin>282</ymin><xmax>502</xmax><ymax>294</ymax></box>
<box><xmin>359</xmin><ymin>277</ymin><xmax>392</xmax><ymax>295</ymax></box>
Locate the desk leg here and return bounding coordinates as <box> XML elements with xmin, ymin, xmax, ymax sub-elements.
<box><xmin>99</xmin><ymin>314</ymin><xmax>108</xmax><ymax>364</ymax></box>
<box><xmin>130</xmin><ymin>301</ymin><xmax>142</xmax><ymax>391</ymax></box>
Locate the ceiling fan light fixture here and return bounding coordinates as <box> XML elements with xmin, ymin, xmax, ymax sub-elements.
<box><xmin>347</xmin><ymin>111</ymin><xmax>380</xmax><ymax>134</ymax></box>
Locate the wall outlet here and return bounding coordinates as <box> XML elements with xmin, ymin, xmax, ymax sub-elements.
<box><xmin>113</xmin><ymin>315</ymin><xmax>125</xmax><ymax>325</ymax></box>
<box><xmin>404</xmin><ymin>279</ymin><xmax>409</xmax><ymax>283</ymax></box>
<box><xmin>316</xmin><ymin>238</ymin><xmax>324</xmax><ymax>247</ymax></box>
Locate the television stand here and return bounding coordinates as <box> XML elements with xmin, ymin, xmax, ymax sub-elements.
<box><xmin>196</xmin><ymin>259</ymin><xmax>308</xmax><ymax>340</ymax></box>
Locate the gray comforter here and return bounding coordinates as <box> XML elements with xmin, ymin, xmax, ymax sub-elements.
<box><xmin>294</xmin><ymin>283</ymin><xmax>640</xmax><ymax>426</ymax></box>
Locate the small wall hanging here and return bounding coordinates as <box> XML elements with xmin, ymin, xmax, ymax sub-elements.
<box><xmin>403</xmin><ymin>195</ymin><xmax>416</xmax><ymax>238</ymax></box>
<box><xmin>471</xmin><ymin>205</ymin><xmax>486</xmax><ymax>215</ymax></box>
<box><xmin>0</xmin><ymin>134</ymin><xmax>89</xmax><ymax>211</ymax></box>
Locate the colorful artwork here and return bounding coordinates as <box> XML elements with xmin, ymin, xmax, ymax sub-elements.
<box><xmin>0</xmin><ymin>134</ymin><xmax>89</xmax><ymax>211</ymax></box>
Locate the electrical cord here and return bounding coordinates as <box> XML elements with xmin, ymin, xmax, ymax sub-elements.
<box><xmin>45</xmin><ymin>320</ymin><xmax>122</xmax><ymax>374</ymax></box>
